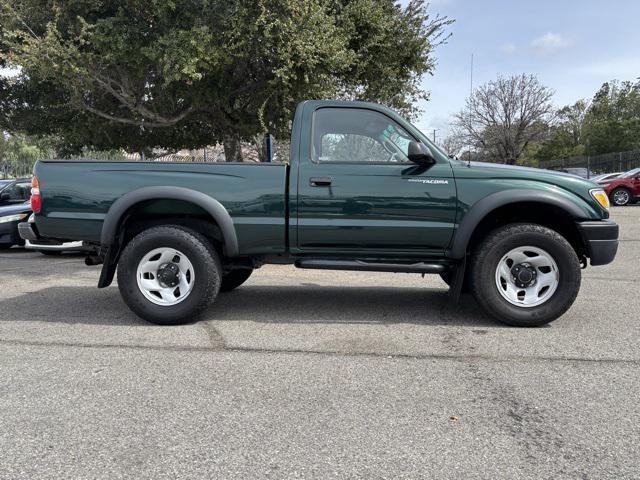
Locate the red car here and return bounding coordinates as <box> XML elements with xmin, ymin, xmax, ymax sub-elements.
<box><xmin>602</xmin><ymin>167</ymin><xmax>640</xmax><ymax>206</ymax></box>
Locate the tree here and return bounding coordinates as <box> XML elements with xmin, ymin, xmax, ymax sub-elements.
<box><xmin>535</xmin><ymin>100</ymin><xmax>588</xmax><ymax>161</ymax></box>
<box><xmin>0</xmin><ymin>132</ymin><xmax>52</xmax><ymax>177</ymax></box>
<box><xmin>438</xmin><ymin>133</ymin><xmax>465</xmax><ymax>158</ymax></box>
<box><xmin>0</xmin><ymin>0</ymin><xmax>452</xmax><ymax>160</ymax></box>
<box><xmin>452</xmin><ymin>74</ymin><xmax>554</xmax><ymax>164</ymax></box>
<box><xmin>582</xmin><ymin>80</ymin><xmax>640</xmax><ymax>155</ymax></box>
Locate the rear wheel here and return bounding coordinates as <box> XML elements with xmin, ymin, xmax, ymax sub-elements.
<box><xmin>470</xmin><ymin>223</ymin><xmax>581</xmax><ymax>327</ymax></box>
<box><xmin>220</xmin><ymin>268</ymin><xmax>253</xmax><ymax>292</ymax></box>
<box><xmin>611</xmin><ymin>187</ymin><xmax>631</xmax><ymax>206</ymax></box>
<box><xmin>117</xmin><ymin>225</ymin><xmax>221</xmax><ymax>325</ymax></box>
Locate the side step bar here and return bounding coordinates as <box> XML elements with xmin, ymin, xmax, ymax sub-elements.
<box><xmin>295</xmin><ymin>259</ymin><xmax>448</xmax><ymax>274</ymax></box>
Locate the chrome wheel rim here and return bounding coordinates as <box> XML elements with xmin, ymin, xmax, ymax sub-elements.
<box><xmin>136</xmin><ymin>247</ymin><xmax>195</xmax><ymax>306</ymax></box>
<box><xmin>494</xmin><ymin>246</ymin><xmax>559</xmax><ymax>308</ymax></box>
<box><xmin>613</xmin><ymin>190</ymin><xmax>629</xmax><ymax>205</ymax></box>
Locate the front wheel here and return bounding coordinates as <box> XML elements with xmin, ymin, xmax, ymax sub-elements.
<box><xmin>469</xmin><ymin>224</ymin><xmax>581</xmax><ymax>327</ymax></box>
<box><xmin>117</xmin><ymin>226</ymin><xmax>221</xmax><ymax>325</ymax></box>
<box><xmin>611</xmin><ymin>187</ymin><xmax>631</xmax><ymax>206</ymax></box>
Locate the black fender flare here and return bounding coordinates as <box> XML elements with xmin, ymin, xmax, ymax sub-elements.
<box><xmin>448</xmin><ymin>189</ymin><xmax>589</xmax><ymax>259</ymax></box>
<box><xmin>100</xmin><ymin>186</ymin><xmax>239</xmax><ymax>257</ymax></box>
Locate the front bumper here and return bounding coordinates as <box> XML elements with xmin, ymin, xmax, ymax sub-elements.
<box><xmin>576</xmin><ymin>220</ymin><xmax>619</xmax><ymax>266</ymax></box>
<box><xmin>0</xmin><ymin>220</ymin><xmax>22</xmax><ymax>246</ymax></box>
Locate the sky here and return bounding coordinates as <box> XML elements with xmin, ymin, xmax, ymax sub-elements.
<box><xmin>410</xmin><ymin>0</ymin><xmax>640</xmax><ymax>141</ymax></box>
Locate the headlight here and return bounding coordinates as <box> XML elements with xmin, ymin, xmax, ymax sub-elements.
<box><xmin>0</xmin><ymin>213</ymin><xmax>29</xmax><ymax>224</ymax></box>
<box><xmin>590</xmin><ymin>188</ymin><xmax>610</xmax><ymax>210</ymax></box>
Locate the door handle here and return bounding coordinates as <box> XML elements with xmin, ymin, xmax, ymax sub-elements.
<box><xmin>310</xmin><ymin>177</ymin><xmax>332</xmax><ymax>187</ymax></box>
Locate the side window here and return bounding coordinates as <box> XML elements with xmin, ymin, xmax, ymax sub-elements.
<box><xmin>313</xmin><ymin>108</ymin><xmax>415</xmax><ymax>163</ymax></box>
<box><xmin>4</xmin><ymin>182</ymin><xmax>31</xmax><ymax>200</ymax></box>
<box><xmin>18</xmin><ymin>183</ymin><xmax>31</xmax><ymax>200</ymax></box>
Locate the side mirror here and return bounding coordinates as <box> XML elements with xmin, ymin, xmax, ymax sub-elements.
<box><xmin>408</xmin><ymin>141</ymin><xmax>436</xmax><ymax>165</ymax></box>
<box><xmin>0</xmin><ymin>192</ymin><xmax>10</xmax><ymax>201</ymax></box>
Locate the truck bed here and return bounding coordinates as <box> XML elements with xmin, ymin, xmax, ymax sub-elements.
<box><xmin>34</xmin><ymin>160</ymin><xmax>288</xmax><ymax>255</ymax></box>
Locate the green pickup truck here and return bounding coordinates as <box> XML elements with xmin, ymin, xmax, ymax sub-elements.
<box><xmin>20</xmin><ymin>100</ymin><xmax>618</xmax><ymax>327</ymax></box>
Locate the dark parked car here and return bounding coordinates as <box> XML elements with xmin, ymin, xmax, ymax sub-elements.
<box><xmin>0</xmin><ymin>202</ymin><xmax>30</xmax><ymax>248</ymax></box>
<box><xmin>601</xmin><ymin>167</ymin><xmax>640</xmax><ymax>206</ymax></box>
<box><xmin>0</xmin><ymin>177</ymin><xmax>32</xmax><ymax>207</ymax></box>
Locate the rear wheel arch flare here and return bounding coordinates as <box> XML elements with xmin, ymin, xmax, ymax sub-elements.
<box><xmin>101</xmin><ymin>186</ymin><xmax>239</xmax><ymax>257</ymax></box>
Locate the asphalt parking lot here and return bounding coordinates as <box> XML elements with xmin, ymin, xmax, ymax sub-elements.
<box><xmin>1</xmin><ymin>208</ymin><xmax>639</xmax><ymax>479</ymax></box>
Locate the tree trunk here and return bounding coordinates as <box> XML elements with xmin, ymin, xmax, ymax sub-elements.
<box><xmin>254</xmin><ymin>134</ymin><xmax>269</xmax><ymax>162</ymax></box>
<box><xmin>507</xmin><ymin>146</ymin><xmax>518</xmax><ymax>165</ymax></box>
<box><xmin>223</xmin><ymin>134</ymin><xmax>243</xmax><ymax>162</ymax></box>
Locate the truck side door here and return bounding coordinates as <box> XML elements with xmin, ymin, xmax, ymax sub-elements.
<box><xmin>294</xmin><ymin>104</ymin><xmax>457</xmax><ymax>256</ymax></box>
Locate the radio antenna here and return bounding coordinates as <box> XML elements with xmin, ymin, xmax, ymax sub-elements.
<box><xmin>467</xmin><ymin>53</ymin><xmax>474</xmax><ymax>167</ymax></box>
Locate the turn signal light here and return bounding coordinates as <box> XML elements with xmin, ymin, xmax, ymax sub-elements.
<box><xmin>590</xmin><ymin>188</ymin><xmax>610</xmax><ymax>211</ymax></box>
<box><xmin>31</xmin><ymin>176</ymin><xmax>41</xmax><ymax>213</ymax></box>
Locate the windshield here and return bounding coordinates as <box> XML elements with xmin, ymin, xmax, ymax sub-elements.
<box><xmin>621</xmin><ymin>167</ymin><xmax>640</xmax><ymax>178</ymax></box>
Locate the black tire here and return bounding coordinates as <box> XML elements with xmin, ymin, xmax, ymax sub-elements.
<box><xmin>610</xmin><ymin>187</ymin><xmax>631</xmax><ymax>206</ymax></box>
<box><xmin>117</xmin><ymin>225</ymin><xmax>221</xmax><ymax>325</ymax></box>
<box><xmin>220</xmin><ymin>268</ymin><xmax>253</xmax><ymax>292</ymax></box>
<box><xmin>469</xmin><ymin>223</ymin><xmax>581</xmax><ymax>327</ymax></box>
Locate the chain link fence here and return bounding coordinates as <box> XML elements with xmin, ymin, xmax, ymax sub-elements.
<box><xmin>538</xmin><ymin>150</ymin><xmax>640</xmax><ymax>178</ymax></box>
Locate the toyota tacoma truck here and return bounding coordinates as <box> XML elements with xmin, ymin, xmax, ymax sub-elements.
<box><xmin>20</xmin><ymin>100</ymin><xmax>619</xmax><ymax>327</ymax></box>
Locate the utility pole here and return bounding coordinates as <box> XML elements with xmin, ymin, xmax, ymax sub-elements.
<box><xmin>432</xmin><ymin>129</ymin><xmax>439</xmax><ymax>143</ymax></box>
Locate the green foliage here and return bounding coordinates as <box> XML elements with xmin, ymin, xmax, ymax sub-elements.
<box><xmin>0</xmin><ymin>0</ymin><xmax>452</xmax><ymax>157</ymax></box>
<box><xmin>535</xmin><ymin>80</ymin><xmax>640</xmax><ymax>162</ymax></box>
<box><xmin>583</xmin><ymin>80</ymin><xmax>640</xmax><ymax>155</ymax></box>
<box><xmin>0</xmin><ymin>133</ymin><xmax>53</xmax><ymax>177</ymax></box>
<box><xmin>534</xmin><ymin>100</ymin><xmax>588</xmax><ymax>161</ymax></box>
